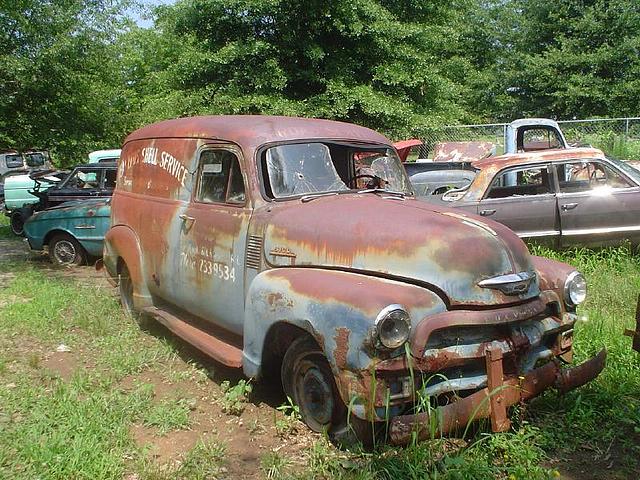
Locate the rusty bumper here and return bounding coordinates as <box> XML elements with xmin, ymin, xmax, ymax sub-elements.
<box><xmin>389</xmin><ymin>348</ymin><xmax>606</xmax><ymax>445</ymax></box>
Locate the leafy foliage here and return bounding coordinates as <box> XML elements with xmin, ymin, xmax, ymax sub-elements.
<box><xmin>1</xmin><ymin>0</ymin><xmax>640</xmax><ymax>165</ymax></box>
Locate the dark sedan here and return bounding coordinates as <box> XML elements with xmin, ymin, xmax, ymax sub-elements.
<box><xmin>420</xmin><ymin>147</ymin><xmax>640</xmax><ymax>247</ymax></box>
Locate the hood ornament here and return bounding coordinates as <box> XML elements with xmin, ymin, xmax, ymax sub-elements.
<box><xmin>478</xmin><ymin>271</ymin><xmax>535</xmax><ymax>296</ymax></box>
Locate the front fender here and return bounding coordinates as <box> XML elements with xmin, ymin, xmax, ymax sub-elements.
<box><xmin>103</xmin><ymin>224</ymin><xmax>152</xmax><ymax>309</ymax></box>
<box><xmin>243</xmin><ymin>267</ymin><xmax>446</xmax><ymax>392</ymax></box>
<box><xmin>531</xmin><ymin>255</ymin><xmax>576</xmax><ymax>308</ymax></box>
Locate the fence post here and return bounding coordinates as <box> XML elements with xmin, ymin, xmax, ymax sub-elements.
<box><xmin>625</xmin><ymin>118</ymin><xmax>630</xmax><ymax>140</ymax></box>
<box><xmin>503</xmin><ymin>124</ymin><xmax>507</xmax><ymax>151</ymax></box>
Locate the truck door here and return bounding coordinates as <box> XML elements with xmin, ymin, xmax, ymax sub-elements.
<box><xmin>174</xmin><ymin>146</ymin><xmax>250</xmax><ymax>335</ymax></box>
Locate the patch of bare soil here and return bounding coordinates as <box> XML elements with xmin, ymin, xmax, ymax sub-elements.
<box><xmin>0</xmin><ymin>237</ymin><xmax>29</xmax><ymax>262</ymax></box>
<box><xmin>121</xmin><ymin>363</ymin><xmax>317</xmax><ymax>478</ymax></box>
<box><xmin>42</xmin><ymin>351</ymin><xmax>79</xmax><ymax>382</ymax></box>
<box><xmin>547</xmin><ymin>438</ymin><xmax>640</xmax><ymax>480</ymax></box>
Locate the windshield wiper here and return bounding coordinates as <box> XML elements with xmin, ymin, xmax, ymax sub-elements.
<box><xmin>356</xmin><ymin>188</ymin><xmax>406</xmax><ymax>198</ymax></box>
<box><xmin>300</xmin><ymin>192</ymin><xmax>339</xmax><ymax>203</ymax></box>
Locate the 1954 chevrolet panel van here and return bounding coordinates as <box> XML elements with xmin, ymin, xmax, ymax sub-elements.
<box><xmin>103</xmin><ymin>115</ymin><xmax>605</xmax><ymax>445</ymax></box>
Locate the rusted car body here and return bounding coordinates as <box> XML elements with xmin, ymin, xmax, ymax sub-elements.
<box><xmin>424</xmin><ymin>148</ymin><xmax>640</xmax><ymax>248</ymax></box>
<box><xmin>103</xmin><ymin>116</ymin><xmax>605</xmax><ymax>445</ymax></box>
<box><xmin>625</xmin><ymin>295</ymin><xmax>640</xmax><ymax>352</ymax></box>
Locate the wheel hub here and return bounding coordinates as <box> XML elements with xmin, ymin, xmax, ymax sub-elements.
<box><xmin>54</xmin><ymin>240</ymin><xmax>76</xmax><ymax>264</ymax></box>
<box><xmin>299</xmin><ymin>365</ymin><xmax>334</xmax><ymax>426</ymax></box>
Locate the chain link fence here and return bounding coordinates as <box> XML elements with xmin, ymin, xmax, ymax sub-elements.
<box><xmin>414</xmin><ymin>117</ymin><xmax>640</xmax><ymax>160</ymax></box>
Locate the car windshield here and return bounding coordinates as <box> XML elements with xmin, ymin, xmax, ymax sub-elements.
<box><xmin>264</xmin><ymin>142</ymin><xmax>413</xmax><ymax>198</ymax></box>
<box><xmin>63</xmin><ymin>169</ymin><xmax>100</xmax><ymax>189</ymax></box>
<box><xmin>607</xmin><ymin>157</ymin><xmax>640</xmax><ymax>185</ymax></box>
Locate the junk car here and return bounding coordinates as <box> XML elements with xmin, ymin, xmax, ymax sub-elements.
<box><xmin>5</xmin><ymin>162</ymin><xmax>116</xmax><ymax>235</ymax></box>
<box><xmin>102</xmin><ymin>115</ymin><xmax>605</xmax><ymax>445</ymax></box>
<box><xmin>24</xmin><ymin>199</ymin><xmax>111</xmax><ymax>266</ymax></box>
<box><xmin>0</xmin><ymin>150</ymin><xmax>51</xmax><ymax>177</ymax></box>
<box><xmin>426</xmin><ymin>148</ymin><xmax>640</xmax><ymax>248</ymax></box>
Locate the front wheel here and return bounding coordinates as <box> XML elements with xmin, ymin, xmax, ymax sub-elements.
<box><xmin>281</xmin><ymin>336</ymin><xmax>375</xmax><ymax>448</ymax></box>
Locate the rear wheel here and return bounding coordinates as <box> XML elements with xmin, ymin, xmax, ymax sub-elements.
<box><xmin>119</xmin><ymin>263</ymin><xmax>136</xmax><ymax>317</ymax></box>
<box><xmin>10</xmin><ymin>210</ymin><xmax>25</xmax><ymax>236</ymax></box>
<box><xmin>49</xmin><ymin>233</ymin><xmax>86</xmax><ymax>266</ymax></box>
<box><xmin>281</xmin><ymin>336</ymin><xmax>375</xmax><ymax>448</ymax></box>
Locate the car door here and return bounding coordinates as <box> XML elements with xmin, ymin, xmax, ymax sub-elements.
<box><xmin>555</xmin><ymin>159</ymin><xmax>640</xmax><ymax>246</ymax></box>
<box><xmin>172</xmin><ymin>146</ymin><xmax>251</xmax><ymax>335</ymax></box>
<box><xmin>474</xmin><ymin>164</ymin><xmax>559</xmax><ymax>245</ymax></box>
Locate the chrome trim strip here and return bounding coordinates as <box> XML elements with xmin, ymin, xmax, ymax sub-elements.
<box><xmin>518</xmin><ymin>230</ymin><xmax>561</xmax><ymax>238</ymax></box>
<box><xmin>563</xmin><ymin>225</ymin><xmax>640</xmax><ymax>236</ymax></box>
<box><xmin>478</xmin><ymin>271</ymin><xmax>536</xmax><ymax>295</ymax></box>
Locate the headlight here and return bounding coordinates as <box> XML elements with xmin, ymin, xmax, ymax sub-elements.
<box><xmin>376</xmin><ymin>304</ymin><xmax>411</xmax><ymax>350</ymax></box>
<box><xmin>564</xmin><ymin>271</ymin><xmax>587</xmax><ymax>306</ymax></box>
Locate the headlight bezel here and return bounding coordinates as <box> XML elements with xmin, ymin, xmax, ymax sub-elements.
<box><xmin>375</xmin><ymin>304</ymin><xmax>411</xmax><ymax>350</ymax></box>
<box><xmin>564</xmin><ymin>271</ymin><xmax>587</xmax><ymax>307</ymax></box>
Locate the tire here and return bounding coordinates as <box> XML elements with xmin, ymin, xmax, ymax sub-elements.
<box><xmin>48</xmin><ymin>233</ymin><xmax>87</xmax><ymax>266</ymax></box>
<box><xmin>281</xmin><ymin>336</ymin><xmax>375</xmax><ymax>448</ymax></box>
<box><xmin>10</xmin><ymin>210</ymin><xmax>26</xmax><ymax>236</ymax></box>
<box><xmin>119</xmin><ymin>263</ymin><xmax>136</xmax><ymax>317</ymax></box>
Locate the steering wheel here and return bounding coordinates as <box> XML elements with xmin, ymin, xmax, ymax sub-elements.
<box><xmin>350</xmin><ymin>174</ymin><xmax>385</xmax><ymax>189</ymax></box>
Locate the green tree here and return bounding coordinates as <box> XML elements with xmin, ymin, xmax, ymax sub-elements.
<box><xmin>474</xmin><ymin>0</ymin><xmax>640</xmax><ymax>120</ymax></box>
<box><xmin>137</xmin><ymin>0</ymin><xmax>477</xmax><ymax>139</ymax></box>
<box><xmin>0</xmin><ymin>0</ymin><xmax>134</xmax><ymax>166</ymax></box>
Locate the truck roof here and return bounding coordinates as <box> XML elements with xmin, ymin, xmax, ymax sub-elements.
<box><xmin>124</xmin><ymin>115</ymin><xmax>391</xmax><ymax>151</ymax></box>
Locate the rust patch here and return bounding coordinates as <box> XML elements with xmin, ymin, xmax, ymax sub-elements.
<box><xmin>265</xmin><ymin>292</ymin><xmax>294</xmax><ymax>311</ymax></box>
<box><xmin>333</xmin><ymin>327</ymin><xmax>350</xmax><ymax>369</ymax></box>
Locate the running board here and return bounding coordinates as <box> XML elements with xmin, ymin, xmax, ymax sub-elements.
<box><xmin>143</xmin><ymin>307</ymin><xmax>243</xmax><ymax>368</ymax></box>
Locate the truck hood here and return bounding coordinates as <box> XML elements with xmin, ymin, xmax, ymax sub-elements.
<box><xmin>262</xmin><ymin>194</ymin><xmax>539</xmax><ymax>307</ymax></box>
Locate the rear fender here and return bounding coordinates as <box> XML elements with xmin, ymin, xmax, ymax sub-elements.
<box><xmin>104</xmin><ymin>225</ymin><xmax>152</xmax><ymax>309</ymax></box>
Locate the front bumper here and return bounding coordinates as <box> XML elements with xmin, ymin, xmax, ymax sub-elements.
<box><xmin>388</xmin><ymin>348</ymin><xmax>606</xmax><ymax>445</ymax></box>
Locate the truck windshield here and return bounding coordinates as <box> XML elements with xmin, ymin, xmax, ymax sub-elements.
<box><xmin>264</xmin><ymin>142</ymin><xmax>413</xmax><ymax>198</ymax></box>
<box><xmin>25</xmin><ymin>153</ymin><xmax>46</xmax><ymax>167</ymax></box>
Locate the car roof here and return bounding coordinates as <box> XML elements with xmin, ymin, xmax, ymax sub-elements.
<box><xmin>471</xmin><ymin>147</ymin><xmax>606</xmax><ymax>171</ymax></box>
<box><xmin>124</xmin><ymin>115</ymin><xmax>391</xmax><ymax>151</ymax></box>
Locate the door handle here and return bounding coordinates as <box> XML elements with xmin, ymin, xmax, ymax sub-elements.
<box><xmin>480</xmin><ymin>209</ymin><xmax>496</xmax><ymax>216</ymax></box>
<box><xmin>179</xmin><ymin>214</ymin><xmax>195</xmax><ymax>222</ymax></box>
<box><xmin>561</xmin><ymin>203</ymin><xmax>578</xmax><ymax>211</ymax></box>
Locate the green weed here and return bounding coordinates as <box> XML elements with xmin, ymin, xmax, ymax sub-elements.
<box><xmin>142</xmin><ymin>397</ymin><xmax>192</xmax><ymax>435</ymax></box>
<box><xmin>261</xmin><ymin>450</ymin><xmax>292</xmax><ymax>479</ymax></box>
<box><xmin>219</xmin><ymin>378</ymin><xmax>252</xmax><ymax>415</ymax></box>
<box><xmin>275</xmin><ymin>395</ymin><xmax>302</xmax><ymax>437</ymax></box>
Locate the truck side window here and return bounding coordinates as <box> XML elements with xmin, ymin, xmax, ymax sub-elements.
<box><xmin>196</xmin><ymin>150</ymin><xmax>245</xmax><ymax>204</ymax></box>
